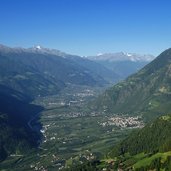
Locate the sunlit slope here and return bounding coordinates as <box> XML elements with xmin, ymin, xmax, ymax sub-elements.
<box><xmin>92</xmin><ymin>48</ymin><xmax>171</xmax><ymax>120</ymax></box>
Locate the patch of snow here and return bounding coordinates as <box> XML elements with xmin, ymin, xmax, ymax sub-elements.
<box><xmin>97</xmin><ymin>53</ymin><xmax>103</xmax><ymax>56</ymax></box>
<box><xmin>127</xmin><ymin>53</ymin><xmax>132</xmax><ymax>57</ymax></box>
<box><xmin>36</xmin><ymin>45</ymin><xmax>41</xmax><ymax>49</ymax></box>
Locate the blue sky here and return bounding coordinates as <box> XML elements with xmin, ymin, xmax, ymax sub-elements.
<box><xmin>0</xmin><ymin>0</ymin><xmax>171</xmax><ymax>56</ymax></box>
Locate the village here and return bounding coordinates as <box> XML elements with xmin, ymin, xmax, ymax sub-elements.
<box><xmin>99</xmin><ymin>115</ymin><xmax>144</xmax><ymax>128</ymax></box>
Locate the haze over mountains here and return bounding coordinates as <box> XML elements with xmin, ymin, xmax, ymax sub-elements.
<box><xmin>87</xmin><ymin>52</ymin><xmax>155</xmax><ymax>80</ymax></box>
<box><xmin>88</xmin><ymin>52</ymin><xmax>154</xmax><ymax>62</ymax></box>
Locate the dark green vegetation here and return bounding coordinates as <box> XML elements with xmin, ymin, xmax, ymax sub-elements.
<box><xmin>0</xmin><ymin>85</ymin><xmax>43</xmax><ymax>161</ymax></box>
<box><xmin>107</xmin><ymin>114</ymin><xmax>171</xmax><ymax>171</ymax></box>
<box><xmin>110</xmin><ymin>115</ymin><xmax>171</xmax><ymax>156</ymax></box>
<box><xmin>92</xmin><ymin>48</ymin><xmax>171</xmax><ymax>121</ymax></box>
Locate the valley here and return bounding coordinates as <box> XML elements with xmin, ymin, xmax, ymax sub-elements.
<box><xmin>0</xmin><ymin>85</ymin><xmax>143</xmax><ymax>171</ymax></box>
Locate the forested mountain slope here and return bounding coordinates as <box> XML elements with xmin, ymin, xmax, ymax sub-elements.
<box><xmin>108</xmin><ymin>114</ymin><xmax>171</xmax><ymax>171</ymax></box>
<box><xmin>0</xmin><ymin>85</ymin><xmax>43</xmax><ymax>161</ymax></box>
<box><xmin>0</xmin><ymin>44</ymin><xmax>119</xmax><ymax>99</ymax></box>
<box><xmin>92</xmin><ymin>48</ymin><xmax>171</xmax><ymax>121</ymax></box>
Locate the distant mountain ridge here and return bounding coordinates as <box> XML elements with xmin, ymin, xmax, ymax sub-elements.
<box><xmin>88</xmin><ymin>52</ymin><xmax>154</xmax><ymax>62</ymax></box>
<box><xmin>0</xmin><ymin>44</ymin><xmax>67</xmax><ymax>57</ymax></box>
<box><xmin>87</xmin><ymin>52</ymin><xmax>155</xmax><ymax>80</ymax></box>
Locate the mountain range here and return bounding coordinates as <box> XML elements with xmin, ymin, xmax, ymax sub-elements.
<box><xmin>88</xmin><ymin>52</ymin><xmax>154</xmax><ymax>62</ymax></box>
<box><xmin>0</xmin><ymin>44</ymin><xmax>154</xmax><ymax>99</ymax></box>
<box><xmin>0</xmin><ymin>44</ymin><xmax>118</xmax><ymax>99</ymax></box>
<box><xmin>87</xmin><ymin>52</ymin><xmax>155</xmax><ymax>80</ymax></box>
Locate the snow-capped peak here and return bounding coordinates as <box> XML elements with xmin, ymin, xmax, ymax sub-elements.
<box><xmin>35</xmin><ymin>45</ymin><xmax>41</xmax><ymax>50</ymax></box>
<box><xmin>34</xmin><ymin>45</ymin><xmax>42</xmax><ymax>50</ymax></box>
<box><xmin>97</xmin><ymin>52</ymin><xmax>103</xmax><ymax>56</ymax></box>
<box><xmin>123</xmin><ymin>52</ymin><xmax>132</xmax><ymax>57</ymax></box>
<box><xmin>87</xmin><ymin>52</ymin><xmax>155</xmax><ymax>62</ymax></box>
<box><xmin>126</xmin><ymin>53</ymin><xmax>132</xmax><ymax>57</ymax></box>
